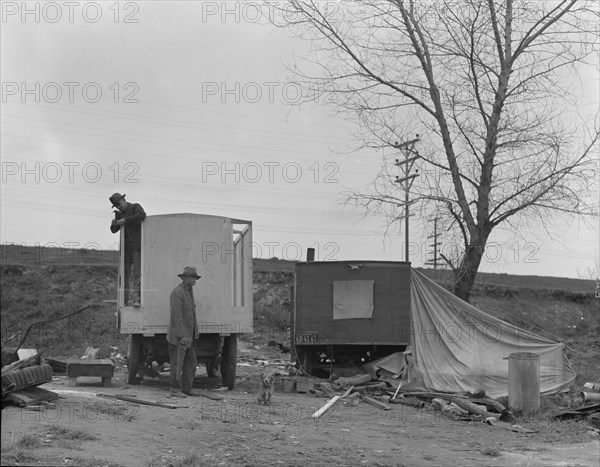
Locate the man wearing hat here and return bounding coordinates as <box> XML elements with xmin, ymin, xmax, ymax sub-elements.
<box><xmin>167</xmin><ymin>266</ymin><xmax>202</xmax><ymax>397</ymax></box>
<box><xmin>109</xmin><ymin>193</ymin><xmax>146</xmax><ymax>306</ymax></box>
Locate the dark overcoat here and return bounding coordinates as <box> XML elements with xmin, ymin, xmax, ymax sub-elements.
<box><xmin>167</xmin><ymin>283</ymin><xmax>199</xmax><ymax>348</ymax></box>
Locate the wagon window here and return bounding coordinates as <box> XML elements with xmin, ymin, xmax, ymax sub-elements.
<box><xmin>232</xmin><ymin>222</ymin><xmax>251</xmax><ymax>307</ymax></box>
<box><xmin>332</xmin><ymin>280</ymin><xmax>375</xmax><ymax>319</ymax></box>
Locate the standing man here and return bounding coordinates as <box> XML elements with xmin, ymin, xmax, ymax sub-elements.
<box><xmin>109</xmin><ymin>193</ymin><xmax>146</xmax><ymax>306</ymax></box>
<box><xmin>167</xmin><ymin>266</ymin><xmax>201</xmax><ymax>397</ymax></box>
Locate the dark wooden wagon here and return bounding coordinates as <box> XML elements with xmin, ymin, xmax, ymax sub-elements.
<box><xmin>292</xmin><ymin>260</ymin><xmax>412</xmax><ymax>377</ymax></box>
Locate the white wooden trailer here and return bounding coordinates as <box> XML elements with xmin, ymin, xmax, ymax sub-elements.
<box><xmin>116</xmin><ymin>213</ymin><xmax>253</xmax><ymax>388</ymax></box>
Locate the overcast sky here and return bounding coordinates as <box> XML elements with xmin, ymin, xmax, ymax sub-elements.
<box><xmin>1</xmin><ymin>1</ymin><xmax>598</xmax><ymax>280</ymax></box>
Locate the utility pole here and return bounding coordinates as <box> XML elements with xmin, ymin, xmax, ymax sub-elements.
<box><xmin>425</xmin><ymin>217</ymin><xmax>442</xmax><ymax>269</ymax></box>
<box><xmin>394</xmin><ymin>136</ymin><xmax>420</xmax><ymax>263</ymax></box>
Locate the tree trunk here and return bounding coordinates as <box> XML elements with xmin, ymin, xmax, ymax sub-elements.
<box><xmin>453</xmin><ymin>232</ymin><xmax>490</xmax><ymax>302</ymax></box>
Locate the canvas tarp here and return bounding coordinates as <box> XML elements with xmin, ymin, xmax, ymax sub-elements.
<box><xmin>408</xmin><ymin>269</ymin><xmax>576</xmax><ymax>398</ymax></box>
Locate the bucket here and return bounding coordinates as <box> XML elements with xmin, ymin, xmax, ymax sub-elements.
<box><xmin>295</xmin><ymin>378</ymin><xmax>313</xmax><ymax>393</ymax></box>
<box><xmin>282</xmin><ymin>377</ymin><xmax>296</xmax><ymax>393</ymax></box>
<box><xmin>506</xmin><ymin>352</ymin><xmax>540</xmax><ymax>415</ymax></box>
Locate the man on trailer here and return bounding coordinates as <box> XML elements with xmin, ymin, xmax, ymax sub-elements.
<box><xmin>167</xmin><ymin>266</ymin><xmax>202</xmax><ymax>398</ymax></box>
<box><xmin>109</xmin><ymin>192</ymin><xmax>146</xmax><ymax>306</ymax></box>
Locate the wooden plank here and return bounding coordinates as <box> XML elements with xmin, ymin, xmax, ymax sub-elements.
<box><xmin>311</xmin><ymin>386</ymin><xmax>354</xmax><ymax>419</ymax></box>
<box><xmin>360</xmin><ymin>395</ymin><xmax>391</xmax><ymax>411</ymax></box>
<box><xmin>196</xmin><ymin>390</ymin><xmax>224</xmax><ymax>401</ymax></box>
<box><xmin>96</xmin><ymin>393</ymin><xmax>188</xmax><ymax>409</ymax></box>
<box><xmin>6</xmin><ymin>387</ymin><xmax>59</xmax><ymax>407</ymax></box>
<box><xmin>450</xmin><ymin>398</ymin><xmax>490</xmax><ymax>417</ymax></box>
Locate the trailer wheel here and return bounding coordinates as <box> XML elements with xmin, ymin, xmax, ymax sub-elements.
<box><xmin>127</xmin><ymin>334</ymin><xmax>144</xmax><ymax>385</ymax></box>
<box><xmin>220</xmin><ymin>335</ymin><xmax>237</xmax><ymax>390</ymax></box>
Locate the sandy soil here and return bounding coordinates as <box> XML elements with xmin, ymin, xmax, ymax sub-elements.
<box><xmin>2</xmin><ymin>343</ymin><xmax>599</xmax><ymax>467</ymax></box>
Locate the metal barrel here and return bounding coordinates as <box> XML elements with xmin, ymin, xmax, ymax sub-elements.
<box><xmin>582</xmin><ymin>382</ymin><xmax>600</xmax><ymax>392</ymax></box>
<box><xmin>581</xmin><ymin>391</ymin><xmax>600</xmax><ymax>402</ymax></box>
<box><xmin>507</xmin><ymin>352</ymin><xmax>540</xmax><ymax>415</ymax></box>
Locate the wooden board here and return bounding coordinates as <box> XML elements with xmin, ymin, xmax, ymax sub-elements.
<box><xmin>66</xmin><ymin>359</ymin><xmax>114</xmax><ymax>377</ymax></box>
<box><xmin>5</xmin><ymin>387</ymin><xmax>59</xmax><ymax>407</ymax></box>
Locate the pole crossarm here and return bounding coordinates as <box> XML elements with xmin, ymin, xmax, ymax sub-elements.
<box><xmin>393</xmin><ymin>136</ymin><xmax>421</xmax><ymax>262</ymax></box>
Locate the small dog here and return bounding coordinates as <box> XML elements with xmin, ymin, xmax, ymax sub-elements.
<box><xmin>257</xmin><ymin>372</ymin><xmax>274</xmax><ymax>405</ymax></box>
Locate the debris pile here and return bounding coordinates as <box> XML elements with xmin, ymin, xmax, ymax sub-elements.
<box><xmin>298</xmin><ymin>369</ymin><xmax>600</xmax><ymax>433</ymax></box>
<box><xmin>1</xmin><ymin>352</ymin><xmax>58</xmax><ymax>407</ymax></box>
<box><xmin>267</xmin><ymin>340</ymin><xmax>291</xmax><ymax>353</ymax></box>
<box><xmin>553</xmin><ymin>382</ymin><xmax>600</xmax><ymax>428</ymax></box>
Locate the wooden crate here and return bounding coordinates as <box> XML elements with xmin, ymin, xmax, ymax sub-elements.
<box><xmin>66</xmin><ymin>359</ymin><xmax>114</xmax><ymax>387</ymax></box>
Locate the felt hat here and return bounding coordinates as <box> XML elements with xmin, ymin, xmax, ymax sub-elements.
<box><xmin>109</xmin><ymin>193</ymin><xmax>126</xmax><ymax>207</ymax></box>
<box><xmin>178</xmin><ymin>266</ymin><xmax>201</xmax><ymax>279</ymax></box>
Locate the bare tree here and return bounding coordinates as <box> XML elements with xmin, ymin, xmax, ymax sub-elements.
<box><xmin>270</xmin><ymin>0</ymin><xmax>599</xmax><ymax>301</ymax></box>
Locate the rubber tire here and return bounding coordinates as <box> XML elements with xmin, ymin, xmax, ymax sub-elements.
<box><xmin>127</xmin><ymin>334</ymin><xmax>144</xmax><ymax>385</ymax></box>
<box><xmin>220</xmin><ymin>335</ymin><xmax>237</xmax><ymax>390</ymax></box>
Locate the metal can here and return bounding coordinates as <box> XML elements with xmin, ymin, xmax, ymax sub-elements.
<box><xmin>582</xmin><ymin>382</ymin><xmax>600</xmax><ymax>392</ymax></box>
<box><xmin>581</xmin><ymin>391</ymin><xmax>600</xmax><ymax>402</ymax></box>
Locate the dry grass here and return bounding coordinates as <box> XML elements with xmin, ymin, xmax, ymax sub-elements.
<box><xmin>0</xmin><ymin>443</ymin><xmax>39</xmax><ymax>465</ymax></box>
<box><xmin>146</xmin><ymin>453</ymin><xmax>204</xmax><ymax>467</ymax></box>
<box><xmin>14</xmin><ymin>433</ymin><xmax>43</xmax><ymax>450</ymax></box>
<box><xmin>86</xmin><ymin>400</ymin><xmax>138</xmax><ymax>422</ymax></box>
<box><xmin>68</xmin><ymin>456</ymin><xmax>121</xmax><ymax>467</ymax></box>
<box><xmin>46</xmin><ymin>424</ymin><xmax>99</xmax><ymax>441</ymax></box>
<box><xmin>480</xmin><ymin>446</ymin><xmax>501</xmax><ymax>456</ymax></box>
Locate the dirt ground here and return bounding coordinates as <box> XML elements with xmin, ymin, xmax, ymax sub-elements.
<box><xmin>2</xmin><ymin>342</ymin><xmax>599</xmax><ymax>467</ymax></box>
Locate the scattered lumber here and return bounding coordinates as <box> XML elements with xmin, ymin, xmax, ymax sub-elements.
<box><xmin>312</xmin><ymin>395</ymin><xmax>341</xmax><ymax>419</ymax></box>
<box><xmin>332</xmin><ymin>374</ymin><xmax>372</xmax><ymax>390</ymax></box>
<box><xmin>360</xmin><ymin>394</ymin><xmax>391</xmax><ymax>411</ymax></box>
<box><xmin>389</xmin><ymin>397</ymin><xmax>425</xmax><ymax>409</ymax></box>
<box><xmin>96</xmin><ymin>393</ymin><xmax>189</xmax><ymax>409</ymax></box>
<box><xmin>355</xmin><ymin>382</ymin><xmax>388</xmax><ymax>391</ymax></box>
<box><xmin>450</xmin><ymin>397</ymin><xmax>490</xmax><ymax>418</ymax></box>
<box><xmin>484</xmin><ymin>418</ymin><xmax>538</xmax><ymax>433</ymax></box>
<box><xmin>399</xmin><ymin>391</ymin><xmax>469</xmax><ymax>400</ymax></box>
<box><xmin>465</xmin><ymin>397</ymin><xmax>506</xmax><ymax>413</ymax></box>
<box><xmin>312</xmin><ymin>386</ymin><xmax>354</xmax><ymax>419</ymax></box>
<box><xmin>431</xmin><ymin>398</ymin><xmax>469</xmax><ymax>417</ymax></box>
<box><xmin>554</xmin><ymin>404</ymin><xmax>600</xmax><ymax>421</ymax></box>
<box><xmin>4</xmin><ymin>387</ymin><xmax>59</xmax><ymax>407</ymax></box>
<box><xmin>196</xmin><ymin>390</ymin><xmax>224</xmax><ymax>401</ymax></box>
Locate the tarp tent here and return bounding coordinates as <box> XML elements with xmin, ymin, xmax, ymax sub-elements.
<box><xmin>406</xmin><ymin>269</ymin><xmax>576</xmax><ymax>398</ymax></box>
